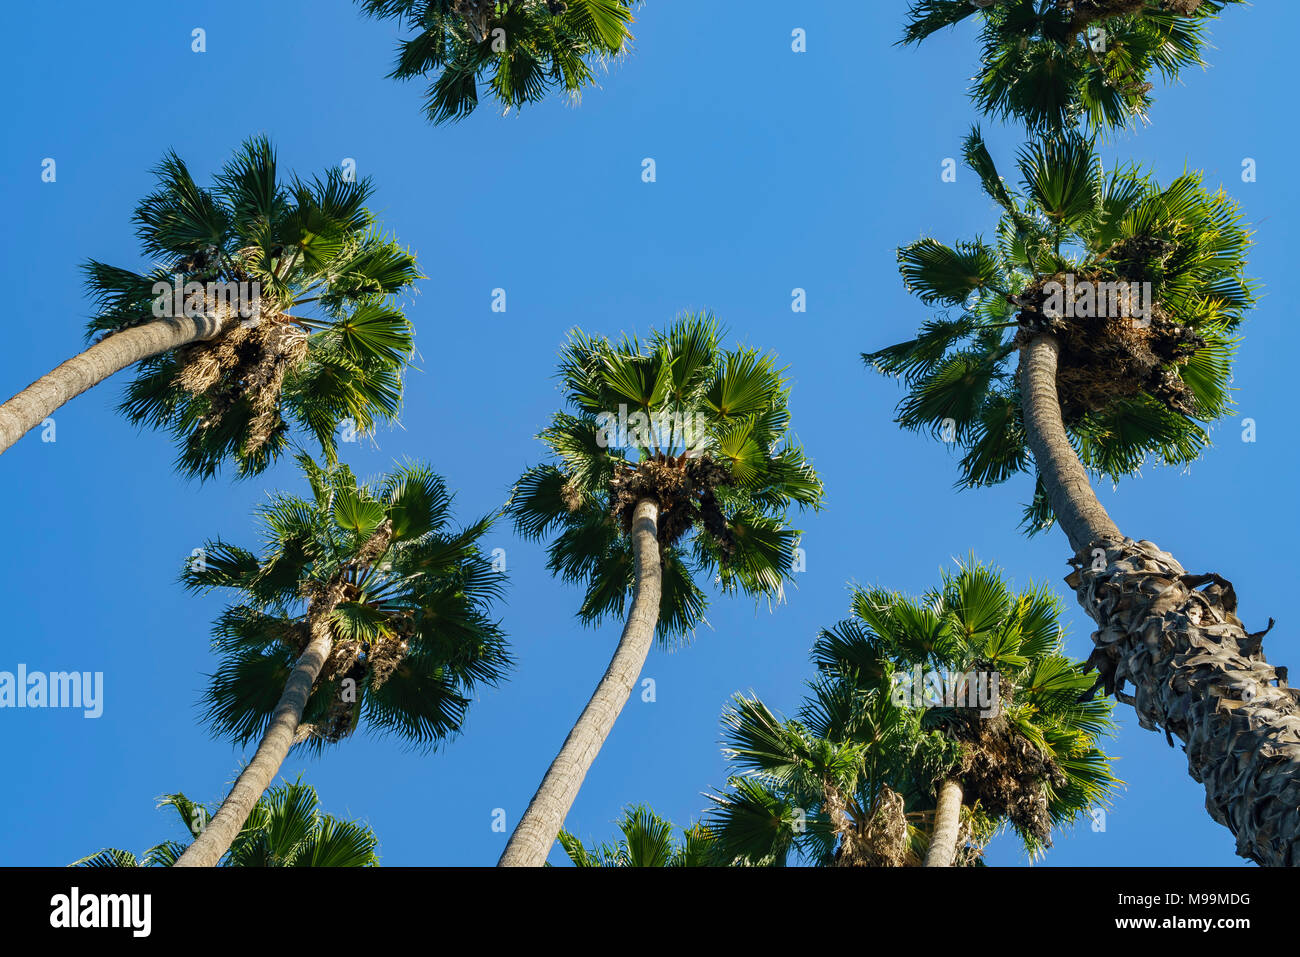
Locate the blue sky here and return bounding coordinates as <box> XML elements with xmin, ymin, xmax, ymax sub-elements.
<box><xmin>0</xmin><ymin>0</ymin><xmax>1294</xmax><ymax>866</ymax></box>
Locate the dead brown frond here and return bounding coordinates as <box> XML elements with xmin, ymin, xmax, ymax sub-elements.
<box><xmin>949</xmin><ymin>714</ymin><xmax>1067</xmax><ymax>843</ymax></box>
<box><xmin>1014</xmin><ymin>257</ymin><xmax>1203</xmax><ymax>421</ymax></box>
<box><xmin>608</xmin><ymin>453</ymin><xmax>735</xmax><ymax>550</ymax></box>
<box><xmin>172</xmin><ymin>314</ymin><xmax>310</xmax><ymax>455</ymax></box>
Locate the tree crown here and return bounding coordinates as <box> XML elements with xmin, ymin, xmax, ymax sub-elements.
<box><xmin>866</xmin><ymin>128</ymin><xmax>1255</xmax><ymax>533</ymax></box>
<box><xmin>901</xmin><ymin>0</ymin><xmax>1244</xmax><ymax>134</ymax></box>
<box><xmin>507</xmin><ymin>312</ymin><xmax>823</xmax><ymax>643</ymax></box>
<box><xmin>72</xmin><ymin>779</ymin><xmax>381</xmax><ymax>867</ymax></box>
<box><xmin>86</xmin><ymin>136</ymin><xmax>421</xmax><ymax>479</ymax></box>
<box><xmin>707</xmin><ymin>558</ymin><xmax>1119</xmax><ymax>865</ymax></box>
<box><xmin>558</xmin><ymin>804</ymin><xmax>714</xmax><ymax>867</ymax></box>
<box><xmin>184</xmin><ymin>455</ymin><xmax>510</xmax><ymax>752</ymax></box>
<box><xmin>357</xmin><ymin>0</ymin><xmax>640</xmax><ymax>124</ymax></box>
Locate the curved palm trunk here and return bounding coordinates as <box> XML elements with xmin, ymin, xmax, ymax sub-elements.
<box><xmin>174</xmin><ymin>608</ymin><xmax>334</xmax><ymax>867</ymax></box>
<box><xmin>1019</xmin><ymin>334</ymin><xmax>1121</xmax><ymax>553</ymax></box>
<box><xmin>924</xmin><ymin>778</ymin><xmax>964</xmax><ymax>867</ymax></box>
<box><xmin>1020</xmin><ymin>333</ymin><xmax>1300</xmax><ymax>866</ymax></box>
<box><xmin>498</xmin><ymin>497</ymin><xmax>662</xmax><ymax>867</ymax></box>
<box><xmin>0</xmin><ymin>314</ymin><xmax>227</xmax><ymax>456</ymax></box>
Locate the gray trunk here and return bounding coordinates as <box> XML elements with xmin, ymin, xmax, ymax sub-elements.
<box><xmin>0</xmin><ymin>314</ymin><xmax>227</xmax><ymax>456</ymax></box>
<box><xmin>1019</xmin><ymin>333</ymin><xmax>1300</xmax><ymax>866</ymax></box>
<box><xmin>925</xmin><ymin>778</ymin><xmax>964</xmax><ymax>867</ymax></box>
<box><xmin>174</xmin><ymin>597</ymin><xmax>336</xmax><ymax>867</ymax></box>
<box><xmin>1018</xmin><ymin>334</ymin><xmax>1121</xmax><ymax>553</ymax></box>
<box><xmin>498</xmin><ymin>497</ymin><xmax>663</xmax><ymax>867</ymax></box>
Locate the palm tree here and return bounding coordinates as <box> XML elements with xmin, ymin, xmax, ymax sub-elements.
<box><xmin>172</xmin><ymin>455</ymin><xmax>509</xmax><ymax>866</ymax></box>
<box><xmin>0</xmin><ymin>136</ymin><xmax>419</xmax><ymax>478</ymax></box>
<box><xmin>865</xmin><ymin>129</ymin><xmax>1300</xmax><ymax>865</ymax></box>
<box><xmin>557</xmin><ymin>805</ymin><xmax>714</xmax><ymax>866</ymax></box>
<box><xmin>72</xmin><ymin>779</ymin><xmax>381</xmax><ymax>867</ymax></box>
<box><xmin>497</xmin><ymin>312</ymin><xmax>823</xmax><ymax>866</ymax></box>
<box><xmin>707</xmin><ymin>690</ymin><xmax>941</xmax><ymax>867</ymax></box>
<box><xmin>707</xmin><ymin>559</ymin><xmax>1119</xmax><ymax>866</ymax></box>
<box><xmin>901</xmin><ymin>0</ymin><xmax>1243</xmax><ymax>133</ymax></box>
<box><xmin>355</xmin><ymin>0</ymin><xmax>640</xmax><ymax>124</ymax></box>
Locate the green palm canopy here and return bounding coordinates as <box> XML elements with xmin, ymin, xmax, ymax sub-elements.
<box><xmin>72</xmin><ymin>780</ymin><xmax>381</xmax><ymax>867</ymax></box>
<box><xmin>507</xmin><ymin>312</ymin><xmax>824</xmax><ymax>642</ymax></box>
<box><xmin>707</xmin><ymin>559</ymin><xmax>1119</xmax><ymax>865</ymax></box>
<box><xmin>185</xmin><ymin>455</ymin><xmax>510</xmax><ymax>752</ymax></box>
<box><xmin>865</xmin><ymin>128</ymin><xmax>1254</xmax><ymax>534</ymax></box>
<box><xmin>356</xmin><ymin>0</ymin><xmax>640</xmax><ymax>124</ymax></box>
<box><xmin>558</xmin><ymin>805</ymin><xmax>714</xmax><ymax>867</ymax></box>
<box><xmin>87</xmin><ymin>135</ymin><xmax>420</xmax><ymax>478</ymax></box>
<box><xmin>901</xmin><ymin>0</ymin><xmax>1244</xmax><ymax>133</ymax></box>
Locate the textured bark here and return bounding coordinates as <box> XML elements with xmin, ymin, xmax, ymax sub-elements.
<box><xmin>498</xmin><ymin>497</ymin><xmax>662</xmax><ymax>867</ymax></box>
<box><xmin>1019</xmin><ymin>333</ymin><xmax>1300</xmax><ymax>866</ymax></box>
<box><xmin>925</xmin><ymin>778</ymin><xmax>964</xmax><ymax>867</ymax></box>
<box><xmin>0</xmin><ymin>314</ymin><xmax>229</xmax><ymax>457</ymax></box>
<box><xmin>1069</xmin><ymin>540</ymin><xmax>1300</xmax><ymax>865</ymax></box>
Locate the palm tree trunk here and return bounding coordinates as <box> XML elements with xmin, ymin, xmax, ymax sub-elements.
<box><xmin>498</xmin><ymin>497</ymin><xmax>663</xmax><ymax>867</ymax></box>
<box><xmin>1018</xmin><ymin>333</ymin><xmax>1121</xmax><ymax>553</ymax></box>
<box><xmin>924</xmin><ymin>778</ymin><xmax>963</xmax><ymax>867</ymax></box>
<box><xmin>174</xmin><ymin>603</ymin><xmax>335</xmax><ymax>867</ymax></box>
<box><xmin>0</xmin><ymin>314</ymin><xmax>227</xmax><ymax>456</ymax></box>
<box><xmin>1019</xmin><ymin>333</ymin><xmax>1300</xmax><ymax>866</ymax></box>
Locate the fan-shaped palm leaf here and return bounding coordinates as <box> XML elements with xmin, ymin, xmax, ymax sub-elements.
<box><xmin>357</xmin><ymin>0</ymin><xmax>641</xmax><ymax>124</ymax></box>
<box><xmin>0</xmin><ymin>137</ymin><xmax>420</xmax><ymax>476</ymax></box>
<box><xmin>173</xmin><ymin>457</ymin><xmax>508</xmax><ymax>866</ymax></box>
<box><xmin>708</xmin><ymin>558</ymin><xmax>1118</xmax><ymax>866</ymax></box>
<box><xmin>866</xmin><ymin>127</ymin><xmax>1253</xmax><ymax>534</ymax></box>
<box><xmin>499</xmin><ymin>312</ymin><xmax>822</xmax><ymax>867</ymax></box>
<box><xmin>900</xmin><ymin>0</ymin><xmax>1245</xmax><ymax>133</ymax></box>
<box><xmin>72</xmin><ymin>779</ymin><xmax>381</xmax><ymax>867</ymax></box>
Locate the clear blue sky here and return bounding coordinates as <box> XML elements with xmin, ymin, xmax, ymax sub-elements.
<box><xmin>0</xmin><ymin>0</ymin><xmax>1293</xmax><ymax>867</ymax></box>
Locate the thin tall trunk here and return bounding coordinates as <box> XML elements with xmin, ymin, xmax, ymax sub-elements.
<box><xmin>925</xmin><ymin>778</ymin><xmax>963</xmax><ymax>867</ymax></box>
<box><xmin>174</xmin><ymin>594</ymin><xmax>337</xmax><ymax>867</ymax></box>
<box><xmin>1018</xmin><ymin>334</ymin><xmax>1121</xmax><ymax>553</ymax></box>
<box><xmin>498</xmin><ymin>497</ymin><xmax>662</xmax><ymax>867</ymax></box>
<box><xmin>1019</xmin><ymin>333</ymin><xmax>1300</xmax><ymax>866</ymax></box>
<box><xmin>0</xmin><ymin>313</ymin><xmax>228</xmax><ymax>456</ymax></box>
